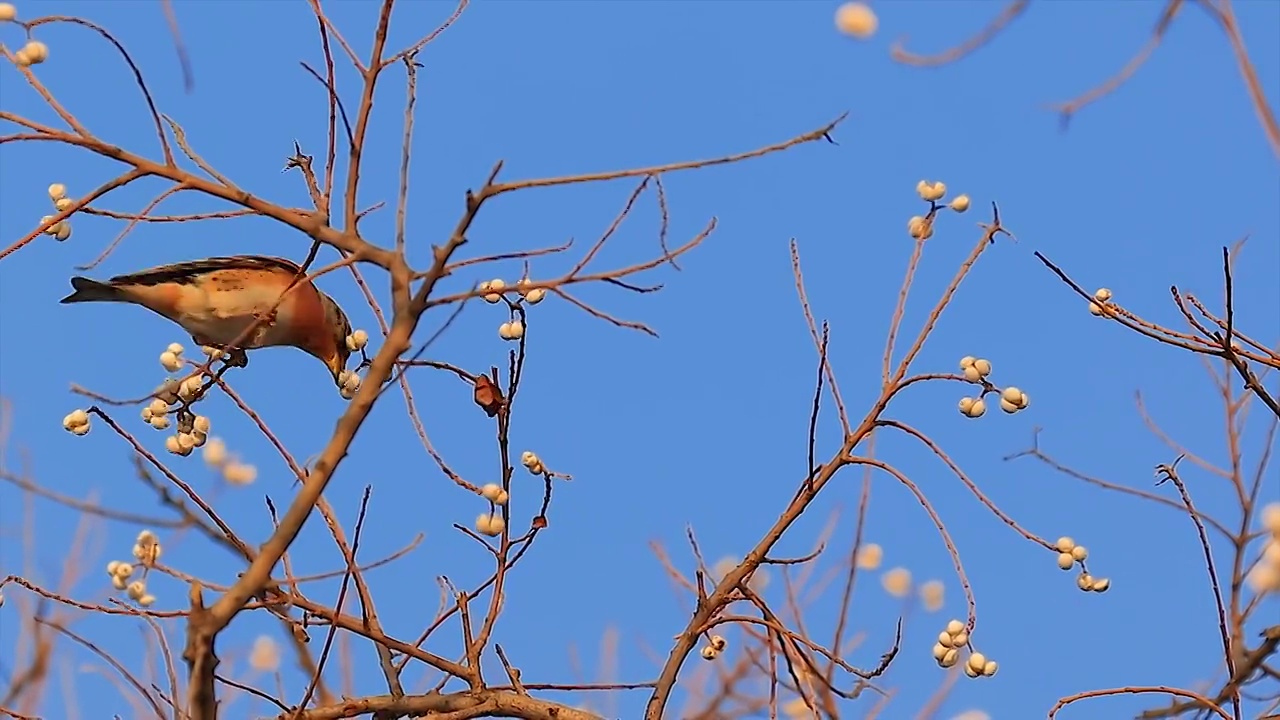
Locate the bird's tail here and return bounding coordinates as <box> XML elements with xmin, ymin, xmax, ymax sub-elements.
<box><xmin>60</xmin><ymin>277</ymin><xmax>128</xmax><ymax>304</ymax></box>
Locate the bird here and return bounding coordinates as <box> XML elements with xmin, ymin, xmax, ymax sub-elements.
<box><xmin>60</xmin><ymin>254</ymin><xmax>353</xmax><ymax>387</ymax></box>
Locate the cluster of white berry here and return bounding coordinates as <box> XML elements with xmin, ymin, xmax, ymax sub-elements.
<box><xmin>337</xmin><ymin>327</ymin><xmax>369</xmax><ymax>398</ymax></box>
<box><xmin>1</xmin><ymin>5</ymin><xmax>50</xmax><ymax>67</ymax></box>
<box><xmin>158</xmin><ymin>342</ymin><xmax>186</xmax><ymax>372</ymax></box>
<box><xmin>956</xmin><ymin>356</ymin><xmax>1030</xmax><ymax>418</ymax></box>
<box><xmin>499</xmin><ymin>319</ymin><xmax>525</xmax><ymax>341</ymax></box>
<box><xmin>337</xmin><ymin>369</ymin><xmax>362</xmax><ymax>399</ymax></box>
<box><xmin>104</xmin><ymin>529</ymin><xmax>161</xmax><ymax>607</ymax></box>
<box><xmin>201</xmin><ymin>437</ymin><xmax>257</xmax><ymax>485</ymax></box>
<box><xmin>932</xmin><ymin>619</ymin><xmax>997</xmax><ymax>678</ymax></box>
<box><xmin>520</xmin><ymin>450</ymin><xmax>546</xmax><ymax>475</ymax></box>
<box><xmin>480</xmin><ymin>278</ymin><xmax>546</xmax><ymax>340</ymax></box>
<box><xmin>1055</xmin><ymin>536</ymin><xmax>1110</xmax><ymax>592</ymax></box>
<box><xmin>41</xmin><ymin>184</ymin><xmax>73</xmax><ymax>241</ymax></box>
<box><xmin>907</xmin><ymin>180</ymin><xmax>972</xmax><ymax>240</ymax></box>
<box><xmin>480</xmin><ymin>483</ymin><xmax>509</xmax><ymax>506</ymax></box>
<box><xmin>480</xmin><ymin>278</ymin><xmax>547</xmax><ymax>306</ymax></box>
<box><xmin>62</xmin><ymin>408</ymin><xmax>91</xmax><ymax>436</ymax></box>
<box><xmin>699</xmin><ymin>633</ymin><xmax>727</xmax><ymax>661</ymax></box>
<box><xmin>1087</xmin><ymin>288</ymin><xmax>1115</xmax><ymax>317</ymax></box>
<box><xmin>1247</xmin><ymin>503</ymin><xmax>1280</xmax><ymax>592</ymax></box>
<box><xmin>475</xmin><ymin>511</ymin><xmax>505</xmax><ymax>536</ymax></box>
<box><xmin>346</xmin><ymin>329</ymin><xmax>369</xmax><ymax>352</ymax></box>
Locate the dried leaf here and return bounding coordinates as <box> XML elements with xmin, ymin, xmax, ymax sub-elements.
<box><xmin>474</xmin><ymin>374</ymin><xmax>502</xmax><ymax>417</ymax></box>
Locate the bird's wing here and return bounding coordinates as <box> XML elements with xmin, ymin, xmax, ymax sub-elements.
<box><xmin>105</xmin><ymin>255</ymin><xmax>303</xmax><ymax>287</ymax></box>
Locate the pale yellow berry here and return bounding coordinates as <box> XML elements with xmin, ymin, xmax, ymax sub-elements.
<box><xmin>958</xmin><ymin>397</ymin><xmax>975</xmax><ymax>414</ymax></box>
<box><xmin>47</xmin><ymin>183</ymin><xmax>66</xmax><ymax>201</ymax></box>
<box><xmin>941</xmin><ymin>648</ymin><xmax>959</xmax><ymax>667</ymax></box>
<box><xmin>346</xmin><ymin>329</ymin><xmax>369</xmax><ymax>352</ymax></box>
<box><xmin>938</xmin><ymin>631</ymin><xmax>955</xmax><ymax>648</ymax></box>
<box><xmin>164</xmin><ymin>435</ymin><xmax>188</xmax><ymax>456</ymax></box>
<box><xmin>20</xmin><ymin>40</ymin><xmax>47</xmax><ymax>64</ymax></box>
<box><xmin>1090</xmin><ymin>577</ymin><xmax>1111</xmax><ymax>593</ymax></box>
<box><xmin>1000</xmin><ymin>387</ymin><xmax>1023</xmax><ymax>404</ymax></box>
<box><xmin>834</xmin><ymin>2</ymin><xmax>877</xmax><ymax>39</ymax></box>
<box><xmin>945</xmin><ymin>619</ymin><xmax>965</xmax><ymax>636</ymax></box>
<box><xmin>106</xmin><ymin>560</ymin><xmax>122</xmax><ymax>576</ymax></box>
<box><xmin>138</xmin><ymin>594</ymin><xmax>156</xmax><ymax>607</ymax></box>
<box><xmin>176</xmin><ymin>432</ymin><xmax>197</xmax><ymax>451</ymax></box>
<box><xmin>480</xmin><ymin>483</ymin><xmax>504</xmax><ymax>502</ymax></box>
<box><xmin>949</xmin><ymin>194</ymin><xmax>971</xmax><ymax>213</ymax></box>
<box><xmin>1088</xmin><ymin>302</ymin><xmax>1106</xmax><ymax>316</ymax></box>
<box><xmin>223</xmin><ymin>462</ymin><xmax>257</xmax><ymax>486</ymax></box>
<box><xmin>1247</xmin><ymin>564</ymin><xmax>1280</xmax><ymax>593</ymax></box>
<box><xmin>203</xmin><ymin>438</ymin><xmax>227</xmax><ymax>466</ymax></box>
<box><xmin>498</xmin><ymin>320</ymin><xmax>525</xmax><ymax>341</ymax></box>
<box><xmin>908</xmin><ymin>215</ymin><xmax>932</xmax><ymax>240</ymax></box>
<box><xmin>1076</xmin><ymin>572</ymin><xmax>1094</xmax><ymax>591</ymax></box>
<box><xmin>856</xmin><ymin>543</ymin><xmax>883</xmax><ymax>570</ymax></box>
<box><xmin>710</xmin><ymin>634</ymin><xmax>727</xmax><ymax>651</ymax></box>
<box><xmin>1071</xmin><ymin>545</ymin><xmax>1088</xmax><ymax>562</ymax></box>
<box><xmin>881</xmin><ymin>567</ymin><xmax>912</xmax><ymax>597</ymax></box>
<box><xmin>126</xmin><ymin>580</ymin><xmax>146</xmax><ymax>600</ymax></box>
<box><xmin>54</xmin><ymin>197</ymin><xmax>74</xmax><ymax>212</ymax></box>
<box><xmin>192</xmin><ymin>415</ymin><xmax>210</xmax><ymax>433</ymax></box>
<box><xmin>0</xmin><ymin>4</ymin><xmax>17</xmax><ymax>22</ymax></box>
<box><xmin>62</xmin><ymin>409</ymin><xmax>89</xmax><ymax>431</ymax></box>
<box><xmin>981</xmin><ymin>660</ymin><xmax>998</xmax><ymax>677</ymax></box>
<box><xmin>1056</xmin><ymin>536</ymin><xmax>1076</xmax><ymax>553</ymax></box>
<box><xmin>483</xmin><ymin>278</ymin><xmax>506</xmax><ymax>303</ymax></box>
<box><xmin>966</xmin><ymin>652</ymin><xmax>986</xmax><ymax>673</ymax></box>
<box><xmin>159</xmin><ymin>351</ymin><xmax>183</xmax><ymax>372</ymax></box>
<box><xmin>963</xmin><ymin>365</ymin><xmax>983</xmax><ymax>382</ymax></box>
<box><xmin>166</xmin><ymin>343</ymin><xmax>184</xmax><ymax>355</ymax></box>
<box><xmin>53</xmin><ymin>222</ymin><xmax>71</xmax><ymax>241</ymax></box>
<box><xmin>1263</xmin><ymin>540</ymin><xmax>1280</xmax><ymax>566</ymax></box>
<box><xmin>920</xmin><ymin>579</ymin><xmax>945</xmax><ymax>612</ymax></box>
<box><xmin>932</xmin><ymin>642</ymin><xmax>950</xmax><ymax>661</ymax></box>
<box><xmin>70</xmin><ymin>424</ymin><xmax>90</xmax><ymax>436</ymax></box>
<box><xmin>520</xmin><ymin>451</ymin><xmax>541</xmax><ymax>469</ymax></box>
<box><xmin>999</xmin><ymin>398</ymin><xmax>1020</xmax><ymax>414</ymax></box>
<box><xmin>476</xmin><ymin>513</ymin><xmax>506</xmax><ymax>536</ymax></box>
<box><xmin>951</xmin><ymin>631</ymin><xmax>969</xmax><ymax>647</ymax></box>
<box><xmin>114</xmin><ymin>562</ymin><xmax>134</xmax><ymax>578</ymax></box>
<box><xmin>700</xmin><ymin>645</ymin><xmax>718</xmax><ymax>660</ymax></box>
<box><xmin>111</xmin><ymin>575</ymin><xmax>127</xmax><ymax>590</ymax></box>
<box><xmin>959</xmin><ymin>356</ymin><xmax>977</xmax><ymax>369</ymax></box>
<box><xmin>917</xmin><ymin>180</ymin><xmax>946</xmax><ymax>202</ymax></box>
<box><xmin>965</xmin><ymin>399</ymin><xmax>986</xmax><ymax>418</ymax></box>
<box><xmin>1057</xmin><ymin>552</ymin><xmax>1074</xmax><ymax>570</ymax></box>
<box><xmin>972</xmin><ymin>359</ymin><xmax>992</xmax><ymax>376</ymax></box>
<box><xmin>1262</xmin><ymin>502</ymin><xmax>1280</xmax><ymax>535</ymax></box>
<box><xmin>1093</xmin><ymin>288</ymin><xmax>1113</xmax><ymax>302</ymax></box>
<box><xmin>524</xmin><ymin>287</ymin><xmax>546</xmax><ymax>304</ymax></box>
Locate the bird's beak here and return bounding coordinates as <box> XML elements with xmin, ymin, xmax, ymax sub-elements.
<box><xmin>327</xmin><ymin>354</ymin><xmax>348</xmax><ymax>387</ymax></box>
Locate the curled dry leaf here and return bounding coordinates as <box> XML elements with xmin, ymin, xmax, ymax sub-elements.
<box><xmin>474</xmin><ymin>374</ymin><xmax>503</xmax><ymax>417</ymax></box>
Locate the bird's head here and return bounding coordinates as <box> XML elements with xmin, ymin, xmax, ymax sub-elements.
<box><xmin>318</xmin><ymin>291</ymin><xmax>353</xmax><ymax>387</ymax></box>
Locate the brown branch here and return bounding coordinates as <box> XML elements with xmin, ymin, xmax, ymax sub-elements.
<box><xmin>890</xmin><ymin>0</ymin><xmax>1029</xmax><ymax>67</ymax></box>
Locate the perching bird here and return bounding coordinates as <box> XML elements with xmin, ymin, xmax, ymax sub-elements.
<box><xmin>60</xmin><ymin>255</ymin><xmax>353</xmax><ymax>386</ymax></box>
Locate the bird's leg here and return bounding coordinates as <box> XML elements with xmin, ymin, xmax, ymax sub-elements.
<box><xmin>191</xmin><ymin>335</ymin><xmax>249</xmax><ymax>369</ymax></box>
<box><xmin>253</xmin><ymin>308</ymin><xmax>278</xmax><ymax>327</ymax></box>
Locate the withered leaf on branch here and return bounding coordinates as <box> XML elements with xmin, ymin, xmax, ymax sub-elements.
<box><xmin>474</xmin><ymin>374</ymin><xmax>503</xmax><ymax>417</ymax></box>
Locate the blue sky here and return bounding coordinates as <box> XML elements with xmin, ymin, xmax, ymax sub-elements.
<box><xmin>1</xmin><ymin>1</ymin><xmax>1278</xmax><ymax>718</ymax></box>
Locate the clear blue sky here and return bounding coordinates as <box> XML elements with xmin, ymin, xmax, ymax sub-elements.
<box><xmin>2</xmin><ymin>1</ymin><xmax>1278</xmax><ymax>718</ymax></box>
